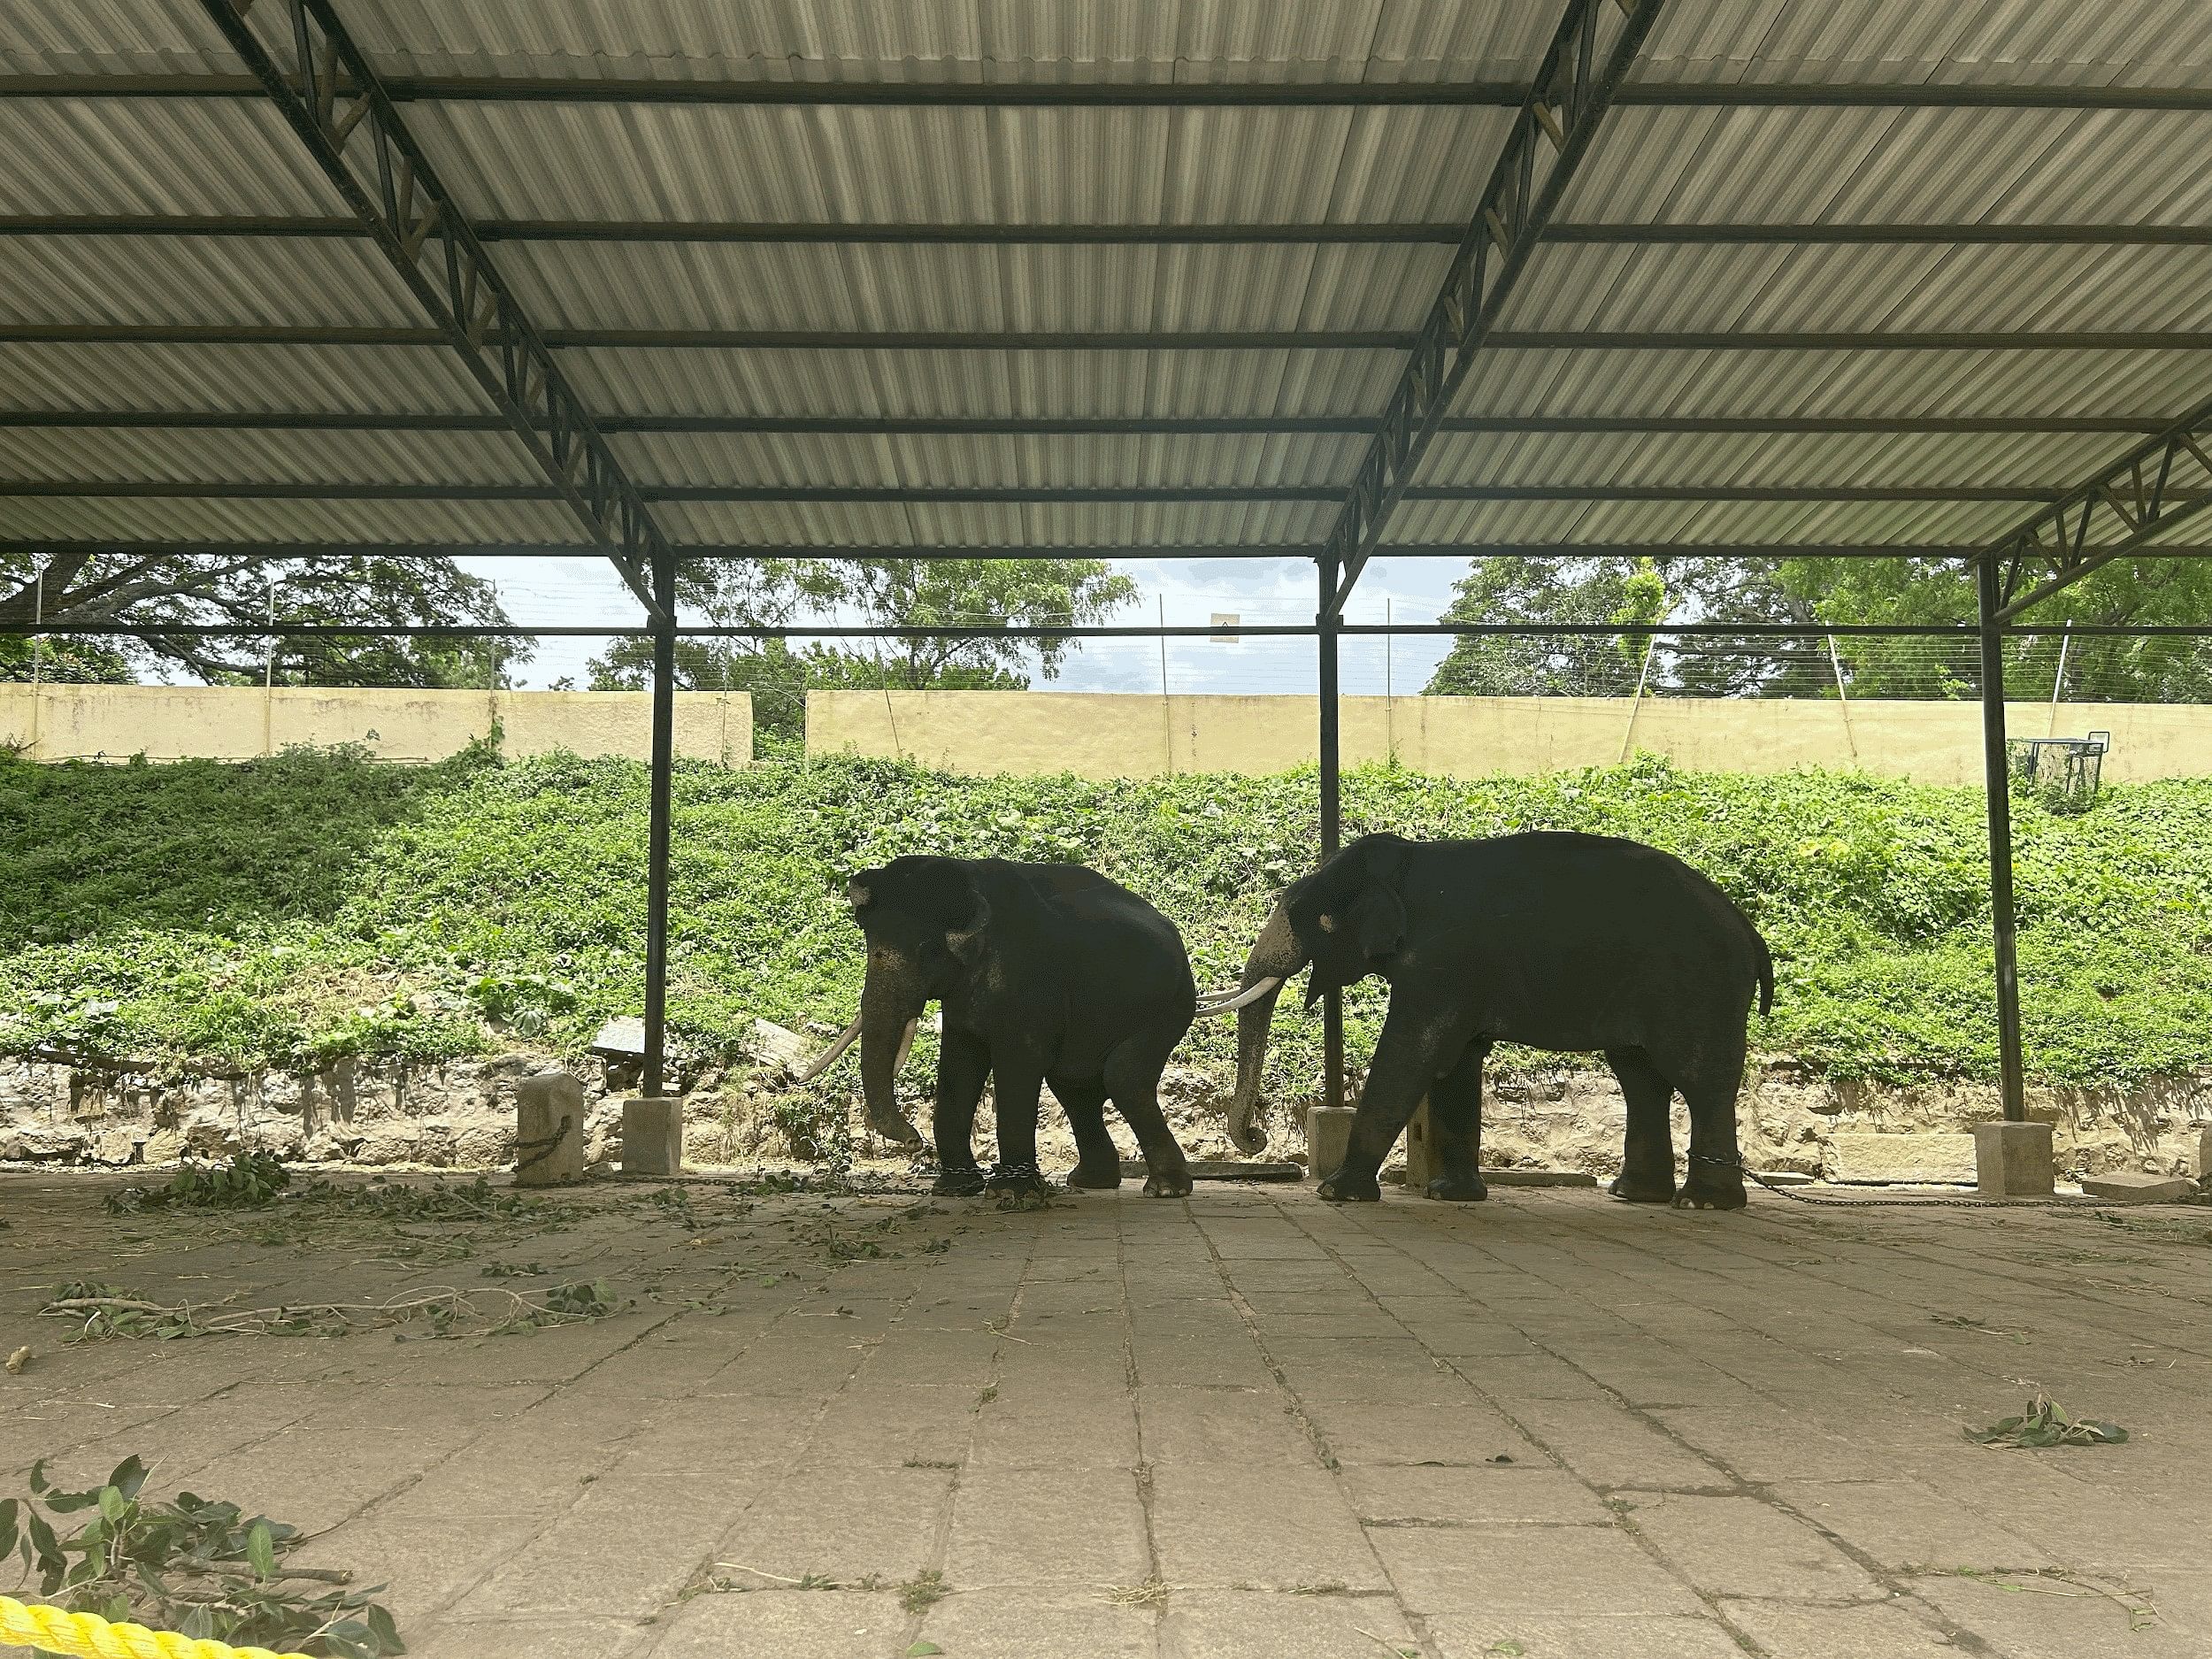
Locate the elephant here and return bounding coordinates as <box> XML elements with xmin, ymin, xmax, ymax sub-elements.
<box><xmin>1218</xmin><ymin>830</ymin><xmax>1773</xmax><ymax>1210</ymax></box>
<box><xmin>798</xmin><ymin>854</ymin><xmax>1200</xmax><ymax>1198</ymax></box>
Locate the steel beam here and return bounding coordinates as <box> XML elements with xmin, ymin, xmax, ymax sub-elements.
<box><xmin>14</xmin><ymin>620</ymin><xmax>1993</xmax><ymax>641</ymax></box>
<box><xmin>642</xmin><ymin>545</ymin><xmax>678</xmax><ymax>1100</ymax></box>
<box><xmin>15</xmin><ymin>76</ymin><xmax>2212</xmax><ymax>111</ymax></box>
<box><xmin>1318</xmin><ymin>0</ymin><xmax>1667</xmax><ymax>618</ymax></box>
<box><xmin>16</xmin><ymin>322</ymin><xmax>2212</xmax><ymax>353</ymax></box>
<box><xmin>1977</xmin><ymin>553</ymin><xmax>2026</xmax><ymax>1124</ymax></box>
<box><xmin>189</xmin><ymin>0</ymin><xmax>682</xmax><ymax>624</ymax></box>
<box><xmin>1989</xmin><ymin>394</ymin><xmax>2212</xmax><ymax>621</ymax></box>
<box><xmin>0</xmin><ymin>411</ymin><xmax>2173</xmax><ymax>438</ymax></box>
<box><xmin>1</xmin><ymin>481</ymin><xmax>2137</xmax><ymax>504</ymax></box>
<box><xmin>23</xmin><ymin>536</ymin><xmax>2212</xmax><ymax>569</ymax></box>
<box><xmin>1317</xmin><ymin>550</ymin><xmax>1345</xmax><ymax>1118</ymax></box>
<box><xmin>14</xmin><ymin>215</ymin><xmax>2212</xmax><ymax>247</ymax></box>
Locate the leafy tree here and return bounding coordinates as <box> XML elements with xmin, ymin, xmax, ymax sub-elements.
<box><xmin>589</xmin><ymin>556</ymin><xmax>1136</xmax><ymax>741</ymax></box>
<box><xmin>0</xmin><ymin>549</ymin><xmax>522</xmax><ymax>687</ymax></box>
<box><xmin>1424</xmin><ymin>554</ymin><xmax>1826</xmax><ymax>698</ymax></box>
<box><xmin>1425</xmin><ymin>551</ymin><xmax>2212</xmax><ymax>705</ymax></box>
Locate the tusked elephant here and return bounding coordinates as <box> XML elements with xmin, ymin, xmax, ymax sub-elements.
<box><xmin>798</xmin><ymin>854</ymin><xmax>1200</xmax><ymax>1198</ymax></box>
<box><xmin>1218</xmin><ymin>831</ymin><xmax>1773</xmax><ymax>1210</ymax></box>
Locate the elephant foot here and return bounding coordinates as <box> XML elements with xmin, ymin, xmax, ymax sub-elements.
<box><xmin>1141</xmin><ymin>1163</ymin><xmax>1194</xmax><ymax>1199</ymax></box>
<box><xmin>1673</xmin><ymin>1173</ymin><xmax>1748</xmax><ymax>1211</ymax></box>
<box><xmin>932</xmin><ymin>1166</ymin><xmax>988</xmax><ymax>1198</ymax></box>
<box><xmin>1317</xmin><ymin>1165</ymin><xmax>1381</xmax><ymax>1202</ymax></box>
<box><xmin>1425</xmin><ymin>1170</ymin><xmax>1489</xmax><ymax>1202</ymax></box>
<box><xmin>1064</xmin><ymin>1161</ymin><xmax>1124</xmax><ymax>1191</ymax></box>
<box><xmin>985</xmin><ymin>1160</ymin><xmax>1049</xmax><ymax>1198</ymax></box>
<box><xmin>1609</xmin><ymin>1172</ymin><xmax>1678</xmax><ymax>1204</ymax></box>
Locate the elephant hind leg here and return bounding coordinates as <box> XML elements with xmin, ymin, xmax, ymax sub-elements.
<box><xmin>1605</xmin><ymin>1048</ymin><xmax>1678</xmax><ymax>1203</ymax></box>
<box><xmin>1103</xmin><ymin>1023</ymin><xmax>1193</xmax><ymax>1199</ymax></box>
<box><xmin>1673</xmin><ymin>1049</ymin><xmax>1749</xmax><ymax>1212</ymax></box>
<box><xmin>1052</xmin><ymin>1077</ymin><xmax>1123</xmax><ymax>1190</ymax></box>
<box><xmin>1423</xmin><ymin>1036</ymin><xmax>1491</xmax><ymax>1202</ymax></box>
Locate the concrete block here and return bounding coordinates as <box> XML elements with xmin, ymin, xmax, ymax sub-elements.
<box><xmin>1305</xmin><ymin>1106</ymin><xmax>1356</xmax><ymax>1181</ymax></box>
<box><xmin>1829</xmin><ymin>1130</ymin><xmax>1978</xmax><ymax>1184</ymax></box>
<box><xmin>622</xmin><ymin>1096</ymin><xmax>684</xmax><ymax>1176</ymax></box>
<box><xmin>513</xmin><ymin>1071</ymin><xmax>590</xmax><ymax>1187</ymax></box>
<box><xmin>1402</xmin><ymin>1097</ymin><xmax>1438</xmax><ymax>1194</ymax></box>
<box><xmin>1973</xmin><ymin>1120</ymin><xmax>2055</xmax><ymax>1198</ymax></box>
<box><xmin>2079</xmin><ymin>1171</ymin><xmax>2198</xmax><ymax>1203</ymax></box>
<box><xmin>2197</xmin><ymin>1125</ymin><xmax>2212</xmax><ymax>1181</ymax></box>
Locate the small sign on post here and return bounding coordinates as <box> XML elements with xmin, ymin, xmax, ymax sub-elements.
<box><xmin>1210</xmin><ymin>612</ymin><xmax>1241</xmax><ymax>643</ymax></box>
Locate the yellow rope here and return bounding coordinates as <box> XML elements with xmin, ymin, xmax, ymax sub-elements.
<box><xmin>0</xmin><ymin>1595</ymin><xmax>311</xmax><ymax>1659</ymax></box>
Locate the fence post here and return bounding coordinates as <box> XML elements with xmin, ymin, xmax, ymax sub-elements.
<box><xmin>1159</xmin><ymin>594</ymin><xmax>1173</xmax><ymax>775</ymax></box>
<box><xmin>1826</xmin><ymin>633</ymin><xmax>1860</xmax><ymax>763</ymax></box>
<box><xmin>261</xmin><ymin>576</ymin><xmax>277</xmax><ymax>758</ymax></box>
<box><xmin>1976</xmin><ymin>555</ymin><xmax>2027</xmax><ymax>1124</ymax></box>
<box><xmin>27</xmin><ymin>565</ymin><xmax>42</xmax><ymax>759</ymax></box>
<box><xmin>1617</xmin><ymin>634</ymin><xmax>1658</xmax><ymax>764</ymax></box>
<box><xmin>2047</xmin><ymin>623</ymin><xmax>2072</xmax><ymax>737</ymax></box>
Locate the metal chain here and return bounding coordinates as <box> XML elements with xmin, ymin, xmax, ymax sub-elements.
<box><xmin>1692</xmin><ymin>1152</ymin><xmax>2145</xmax><ymax>1213</ymax></box>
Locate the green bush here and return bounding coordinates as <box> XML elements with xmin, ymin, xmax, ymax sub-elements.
<box><xmin>3</xmin><ymin>746</ymin><xmax>2209</xmax><ymax>1089</ymax></box>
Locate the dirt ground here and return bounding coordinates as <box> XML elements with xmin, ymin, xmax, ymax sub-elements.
<box><xmin>4</xmin><ymin>1168</ymin><xmax>2208</xmax><ymax>1659</ymax></box>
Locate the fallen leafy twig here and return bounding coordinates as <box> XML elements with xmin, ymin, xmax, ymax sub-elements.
<box><xmin>40</xmin><ymin>1278</ymin><xmax>621</xmax><ymax>1343</ymax></box>
<box><xmin>1966</xmin><ymin>1392</ymin><xmax>2129</xmax><ymax>1448</ymax></box>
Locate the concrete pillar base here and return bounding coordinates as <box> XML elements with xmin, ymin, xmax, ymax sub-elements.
<box><xmin>1402</xmin><ymin>1097</ymin><xmax>1438</xmax><ymax>1195</ymax></box>
<box><xmin>1306</xmin><ymin>1106</ymin><xmax>1356</xmax><ymax>1182</ymax></box>
<box><xmin>1973</xmin><ymin>1120</ymin><xmax>2054</xmax><ymax>1198</ymax></box>
<box><xmin>2196</xmin><ymin>1125</ymin><xmax>2212</xmax><ymax>1185</ymax></box>
<box><xmin>514</xmin><ymin>1071</ymin><xmax>589</xmax><ymax>1187</ymax></box>
<box><xmin>623</xmin><ymin>1095</ymin><xmax>684</xmax><ymax>1176</ymax></box>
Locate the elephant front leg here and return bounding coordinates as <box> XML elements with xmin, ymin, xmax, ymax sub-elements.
<box><xmin>930</xmin><ymin>1028</ymin><xmax>992</xmax><ymax>1197</ymax></box>
<box><xmin>1605</xmin><ymin>1048</ymin><xmax>1678</xmax><ymax>1203</ymax></box>
<box><xmin>985</xmin><ymin>1066</ymin><xmax>1051</xmax><ymax>1199</ymax></box>
<box><xmin>1319</xmin><ymin>1003</ymin><xmax>1452</xmax><ymax>1203</ymax></box>
<box><xmin>1424</xmin><ymin>1038</ymin><xmax>1491</xmax><ymax>1202</ymax></box>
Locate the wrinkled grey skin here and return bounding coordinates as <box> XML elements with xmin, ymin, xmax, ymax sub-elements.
<box><xmin>844</xmin><ymin>855</ymin><xmax>1197</xmax><ymax>1198</ymax></box>
<box><xmin>1227</xmin><ymin>831</ymin><xmax>1772</xmax><ymax>1210</ymax></box>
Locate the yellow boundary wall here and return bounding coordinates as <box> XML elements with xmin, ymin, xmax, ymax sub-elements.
<box><xmin>806</xmin><ymin>689</ymin><xmax>2212</xmax><ymax>785</ymax></box>
<box><xmin>0</xmin><ymin>685</ymin><xmax>750</xmax><ymax>765</ymax></box>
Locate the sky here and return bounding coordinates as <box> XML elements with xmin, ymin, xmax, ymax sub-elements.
<box><xmin>462</xmin><ymin>552</ymin><xmax>1472</xmax><ymax>697</ymax></box>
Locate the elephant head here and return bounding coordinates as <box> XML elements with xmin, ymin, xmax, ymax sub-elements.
<box><xmin>796</xmin><ymin>855</ymin><xmax>989</xmax><ymax>1148</ymax></box>
<box><xmin>1217</xmin><ymin>834</ymin><xmax>1410</xmax><ymax>1154</ymax></box>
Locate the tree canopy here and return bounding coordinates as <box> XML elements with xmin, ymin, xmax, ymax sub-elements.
<box><xmin>588</xmin><ymin>555</ymin><xmax>1137</xmax><ymax>740</ymax></box>
<box><xmin>0</xmin><ymin>550</ymin><xmax>519</xmax><ymax>687</ymax></box>
<box><xmin>1424</xmin><ymin>553</ymin><xmax>2212</xmax><ymax>703</ymax></box>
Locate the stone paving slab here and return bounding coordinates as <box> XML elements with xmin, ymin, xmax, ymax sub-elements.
<box><xmin>4</xmin><ymin>1171</ymin><xmax>2211</xmax><ymax>1657</ymax></box>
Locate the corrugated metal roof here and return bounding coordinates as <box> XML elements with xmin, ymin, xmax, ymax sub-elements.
<box><xmin>498</xmin><ymin>242</ymin><xmax>1448</xmax><ymax>334</ymax></box>
<box><xmin>613</xmin><ymin>430</ymin><xmax>1364</xmax><ymax>489</ymax></box>
<box><xmin>1416</xmin><ymin>428</ymin><xmax>2126</xmax><ymax>489</ymax></box>
<box><xmin>561</xmin><ymin>345</ymin><xmax>1406</xmax><ymax>419</ymax></box>
<box><xmin>1453</xmin><ymin>346</ymin><xmax>2212</xmax><ymax>420</ymax></box>
<box><xmin>0</xmin><ymin>426</ymin><xmax>541</xmax><ymax>486</ymax></box>
<box><xmin>1499</xmin><ymin>242</ymin><xmax>2212</xmax><ymax>334</ymax></box>
<box><xmin>6</xmin><ymin>0</ymin><xmax>2212</xmax><ymax>566</ymax></box>
<box><xmin>1639</xmin><ymin>0</ymin><xmax>2212</xmax><ymax>88</ymax></box>
<box><xmin>0</xmin><ymin>342</ymin><xmax>493</xmax><ymax>414</ymax></box>
<box><xmin>653</xmin><ymin>497</ymin><xmax>1339</xmax><ymax>548</ymax></box>
<box><xmin>407</xmin><ymin>103</ymin><xmax>1516</xmax><ymax>227</ymax></box>
<box><xmin>0</xmin><ymin>235</ymin><xmax>424</xmax><ymax>328</ymax></box>
<box><xmin>2</xmin><ymin>494</ymin><xmax>594</xmax><ymax>545</ymax></box>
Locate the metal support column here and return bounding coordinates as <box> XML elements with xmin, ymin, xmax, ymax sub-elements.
<box><xmin>1977</xmin><ymin>554</ymin><xmax>2026</xmax><ymax>1122</ymax></box>
<box><xmin>1318</xmin><ymin>554</ymin><xmax>1345</xmax><ymax>1112</ymax></box>
<box><xmin>643</xmin><ymin>547</ymin><xmax>679</xmax><ymax>1101</ymax></box>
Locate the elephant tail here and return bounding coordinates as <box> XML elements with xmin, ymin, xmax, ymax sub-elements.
<box><xmin>1752</xmin><ymin>929</ymin><xmax>1774</xmax><ymax>1016</ymax></box>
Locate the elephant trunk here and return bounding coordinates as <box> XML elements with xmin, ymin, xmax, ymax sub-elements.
<box><xmin>1225</xmin><ymin>898</ymin><xmax>1308</xmax><ymax>1156</ymax></box>
<box><xmin>857</xmin><ymin>960</ymin><xmax>926</xmax><ymax>1148</ymax></box>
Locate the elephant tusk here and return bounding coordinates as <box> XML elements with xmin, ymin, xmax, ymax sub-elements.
<box><xmin>1193</xmin><ymin>976</ymin><xmax>1283</xmax><ymax>1017</ymax></box>
<box><xmin>894</xmin><ymin>1015</ymin><xmax>919</xmax><ymax>1074</ymax></box>
<box><xmin>793</xmin><ymin>1014</ymin><xmax>863</xmax><ymax>1082</ymax></box>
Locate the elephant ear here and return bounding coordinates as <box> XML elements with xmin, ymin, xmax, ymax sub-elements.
<box><xmin>943</xmin><ymin>871</ymin><xmax>993</xmax><ymax>964</ymax></box>
<box><xmin>1341</xmin><ymin>835</ymin><xmax>1410</xmax><ymax>963</ymax></box>
<box><xmin>1347</xmin><ymin>882</ymin><xmax>1406</xmax><ymax>962</ymax></box>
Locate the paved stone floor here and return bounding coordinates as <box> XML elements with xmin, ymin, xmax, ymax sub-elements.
<box><xmin>4</xmin><ymin>1171</ymin><xmax>2209</xmax><ymax>1658</ymax></box>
